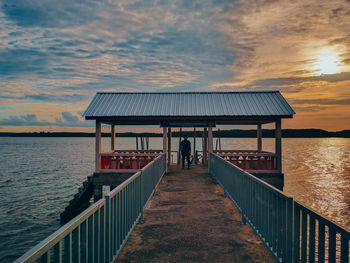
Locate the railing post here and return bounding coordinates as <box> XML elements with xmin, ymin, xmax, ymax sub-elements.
<box><xmin>105</xmin><ymin>196</ymin><xmax>111</xmax><ymax>263</ymax></box>
<box><xmin>285</xmin><ymin>198</ymin><xmax>294</xmax><ymax>263</ymax></box>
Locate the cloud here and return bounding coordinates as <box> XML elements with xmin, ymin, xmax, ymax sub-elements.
<box><xmin>0</xmin><ymin>93</ymin><xmax>88</xmax><ymax>103</ymax></box>
<box><xmin>0</xmin><ymin>48</ymin><xmax>49</xmax><ymax>77</ymax></box>
<box><xmin>0</xmin><ymin>113</ymin><xmax>92</xmax><ymax>127</ymax></box>
<box><xmin>291</xmin><ymin>98</ymin><xmax>350</xmax><ymax>105</ymax></box>
<box><xmin>62</xmin><ymin>112</ymin><xmax>79</xmax><ymax>124</ymax></box>
<box><xmin>1</xmin><ymin>0</ymin><xmax>109</xmax><ymax>28</ymax></box>
<box><xmin>293</xmin><ymin>106</ymin><xmax>328</xmax><ymax>113</ymax></box>
<box><xmin>1</xmin><ymin>0</ymin><xmax>350</xmax><ymax>131</ymax></box>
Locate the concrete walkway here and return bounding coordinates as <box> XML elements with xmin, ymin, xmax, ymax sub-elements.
<box><xmin>117</xmin><ymin>166</ymin><xmax>275</xmax><ymax>263</ymax></box>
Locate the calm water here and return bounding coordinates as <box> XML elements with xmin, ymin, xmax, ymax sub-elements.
<box><xmin>0</xmin><ymin>137</ymin><xmax>349</xmax><ymax>262</ymax></box>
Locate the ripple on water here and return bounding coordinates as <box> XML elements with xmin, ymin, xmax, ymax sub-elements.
<box><xmin>1</xmin><ymin>137</ymin><xmax>349</xmax><ymax>261</ymax></box>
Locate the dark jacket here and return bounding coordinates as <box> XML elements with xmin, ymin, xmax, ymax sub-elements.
<box><xmin>180</xmin><ymin>139</ymin><xmax>191</xmax><ymax>155</ymax></box>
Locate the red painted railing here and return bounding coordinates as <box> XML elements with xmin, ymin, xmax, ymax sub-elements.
<box><xmin>213</xmin><ymin>150</ymin><xmax>278</xmax><ymax>171</ymax></box>
<box><xmin>99</xmin><ymin>150</ymin><xmax>163</xmax><ymax>171</ymax></box>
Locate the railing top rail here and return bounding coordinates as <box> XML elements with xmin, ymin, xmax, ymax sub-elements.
<box><xmin>211</xmin><ymin>153</ymin><xmax>291</xmax><ymax>200</ymax></box>
<box><xmin>213</xmin><ymin>150</ymin><xmax>273</xmax><ymax>153</ymax></box>
<box><xmin>100</xmin><ymin>153</ymin><xmax>161</xmax><ymax>157</ymax></box>
<box><xmin>113</xmin><ymin>149</ymin><xmax>163</xmax><ymax>153</ymax></box>
<box><xmin>294</xmin><ymin>201</ymin><xmax>350</xmax><ymax>237</ymax></box>
<box><xmin>106</xmin><ymin>171</ymin><xmax>142</xmax><ymax>199</ymax></box>
<box><xmin>14</xmin><ymin>198</ymin><xmax>106</xmax><ymax>263</ymax></box>
<box><xmin>141</xmin><ymin>153</ymin><xmax>166</xmax><ymax>173</ymax></box>
<box><xmin>106</xmin><ymin>153</ymin><xmax>165</xmax><ymax>199</ymax></box>
<box><xmin>215</xmin><ymin>153</ymin><xmax>277</xmax><ymax>157</ymax></box>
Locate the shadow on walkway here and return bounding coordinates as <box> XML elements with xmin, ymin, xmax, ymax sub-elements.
<box><xmin>117</xmin><ymin>165</ymin><xmax>275</xmax><ymax>263</ymax></box>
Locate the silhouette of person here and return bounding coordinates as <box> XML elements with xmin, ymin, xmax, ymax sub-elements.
<box><xmin>180</xmin><ymin>135</ymin><xmax>191</xmax><ymax>169</ymax></box>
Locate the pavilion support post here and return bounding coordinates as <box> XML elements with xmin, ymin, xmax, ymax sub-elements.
<box><xmin>163</xmin><ymin>128</ymin><xmax>168</xmax><ymax>172</ymax></box>
<box><xmin>257</xmin><ymin>124</ymin><xmax>262</xmax><ymax>152</ymax></box>
<box><xmin>163</xmin><ymin>128</ymin><xmax>167</xmax><ymax>153</ymax></box>
<box><xmin>203</xmin><ymin>128</ymin><xmax>208</xmax><ymax>165</ymax></box>
<box><xmin>193</xmin><ymin>128</ymin><xmax>196</xmax><ymax>164</ymax></box>
<box><xmin>208</xmin><ymin>127</ymin><xmax>213</xmax><ymax>153</ymax></box>
<box><xmin>178</xmin><ymin>128</ymin><xmax>182</xmax><ymax>165</ymax></box>
<box><xmin>167</xmin><ymin>128</ymin><xmax>172</xmax><ymax>169</ymax></box>
<box><xmin>111</xmin><ymin>124</ymin><xmax>116</xmax><ymax>151</ymax></box>
<box><xmin>275</xmin><ymin>119</ymin><xmax>282</xmax><ymax>173</ymax></box>
<box><xmin>95</xmin><ymin>121</ymin><xmax>101</xmax><ymax>172</ymax></box>
<box><xmin>208</xmin><ymin>127</ymin><xmax>213</xmax><ymax>171</ymax></box>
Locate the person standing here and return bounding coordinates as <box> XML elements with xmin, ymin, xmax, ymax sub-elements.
<box><xmin>180</xmin><ymin>135</ymin><xmax>191</xmax><ymax>169</ymax></box>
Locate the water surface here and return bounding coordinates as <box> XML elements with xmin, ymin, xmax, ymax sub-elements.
<box><xmin>0</xmin><ymin>137</ymin><xmax>349</xmax><ymax>262</ymax></box>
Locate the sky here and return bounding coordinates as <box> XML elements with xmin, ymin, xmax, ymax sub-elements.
<box><xmin>0</xmin><ymin>0</ymin><xmax>350</xmax><ymax>132</ymax></box>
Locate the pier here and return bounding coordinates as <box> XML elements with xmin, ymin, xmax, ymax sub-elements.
<box><xmin>117</xmin><ymin>165</ymin><xmax>275</xmax><ymax>262</ymax></box>
<box><xmin>15</xmin><ymin>92</ymin><xmax>349</xmax><ymax>262</ymax></box>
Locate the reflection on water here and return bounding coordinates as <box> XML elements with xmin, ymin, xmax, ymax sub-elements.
<box><xmin>0</xmin><ymin>137</ymin><xmax>349</xmax><ymax>261</ymax></box>
<box><xmin>283</xmin><ymin>138</ymin><xmax>350</xmax><ymax>230</ymax></box>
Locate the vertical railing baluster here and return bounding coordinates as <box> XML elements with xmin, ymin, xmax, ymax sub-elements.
<box><xmin>88</xmin><ymin>215</ymin><xmax>94</xmax><ymax>263</ymax></box>
<box><xmin>328</xmin><ymin>228</ymin><xmax>336</xmax><ymax>263</ymax></box>
<box><xmin>53</xmin><ymin>241</ymin><xmax>62</xmax><ymax>263</ymax></box>
<box><xmin>273</xmin><ymin>193</ymin><xmax>278</xmax><ymax>253</ymax></box>
<box><xmin>112</xmin><ymin>196</ymin><xmax>116</xmax><ymax>257</ymax></box>
<box><xmin>318</xmin><ymin>222</ymin><xmax>325</xmax><ymax>263</ymax></box>
<box><xmin>301</xmin><ymin>211</ymin><xmax>308</xmax><ymax>263</ymax></box>
<box><xmin>285</xmin><ymin>198</ymin><xmax>293</xmax><ymax>263</ymax></box>
<box><xmin>105</xmin><ymin>196</ymin><xmax>110</xmax><ymax>263</ymax></box>
<box><xmin>40</xmin><ymin>251</ymin><xmax>50</xmax><ymax>263</ymax></box>
<box><xmin>71</xmin><ymin>226</ymin><xmax>81</xmax><ymax>263</ymax></box>
<box><xmin>309</xmin><ymin>215</ymin><xmax>316</xmax><ymax>263</ymax></box>
<box><xmin>116</xmin><ymin>193</ymin><xmax>121</xmax><ymax>252</ymax></box>
<box><xmin>81</xmin><ymin>220</ymin><xmax>87</xmax><ymax>263</ymax></box>
<box><xmin>100</xmin><ymin>204</ymin><xmax>105</xmax><ymax>263</ymax></box>
<box><xmin>94</xmin><ymin>210</ymin><xmax>99</xmax><ymax>263</ymax></box>
<box><xmin>340</xmin><ymin>235</ymin><xmax>349</xmax><ymax>263</ymax></box>
<box><xmin>294</xmin><ymin>206</ymin><xmax>301</xmax><ymax>262</ymax></box>
<box><xmin>64</xmin><ymin>233</ymin><xmax>72</xmax><ymax>262</ymax></box>
<box><xmin>278</xmin><ymin>198</ymin><xmax>283</xmax><ymax>258</ymax></box>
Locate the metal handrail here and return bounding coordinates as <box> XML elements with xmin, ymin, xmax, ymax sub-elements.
<box><xmin>209</xmin><ymin>153</ymin><xmax>350</xmax><ymax>263</ymax></box>
<box><xmin>15</xmin><ymin>153</ymin><xmax>166</xmax><ymax>263</ymax></box>
<box><xmin>14</xmin><ymin>198</ymin><xmax>106</xmax><ymax>262</ymax></box>
<box><xmin>293</xmin><ymin>201</ymin><xmax>350</xmax><ymax>263</ymax></box>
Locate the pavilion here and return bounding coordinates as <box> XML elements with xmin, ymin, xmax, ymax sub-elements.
<box><xmin>83</xmin><ymin>91</ymin><xmax>295</xmax><ymax>190</ymax></box>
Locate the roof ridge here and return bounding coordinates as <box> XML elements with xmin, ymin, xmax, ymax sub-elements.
<box><xmin>96</xmin><ymin>91</ymin><xmax>279</xmax><ymax>94</ymax></box>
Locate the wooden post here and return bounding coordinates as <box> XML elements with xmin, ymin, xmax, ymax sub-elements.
<box><xmin>208</xmin><ymin>127</ymin><xmax>213</xmax><ymax>153</ymax></box>
<box><xmin>203</xmin><ymin>128</ymin><xmax>208</xmax><ymax>165</ymax></box>
<box><xmin>257</xmin><ymin>124</ymin><xmax>262</xmax><ymax>152</ymax></box>
<box><xmin>163</xmin><ymin>127</ymin><xmax>168</xmax><ymax>172</ymax></box>
<box><xmin>178</xmin><ymin>128</ymin><xmax>182</xmax><ymax>165</ymax></box>
<box><xmin>167</xmin><ymin>128</ymin><xmax>172</xmax><ymax>168</ymax></box>
<box><xmin>95</xmin><ymin>121</ymin><xmax>101</xmax><ymax>172</ymax></box>
<box><xmin>193</xmin><ymin>128</ymin><xmax>196</xmax><ymax>163</ymax></box>
<box><xmin>111</xmin><ymin>124</ymin><xmax>116</xmax><ymax>151</ymax></box>
<box><xmin>275</xmin><ymin>119</ymin><xmax>282</xmax><ymax>172</ymax></box>
<box><xmin>208</xmin><ymin>127</ymin><xmax>213</xmax><ymax>171</ymax></box>
<box><xmin>163</xmin><ymin>128</ymin><xmax>167</xmax><ymax>153</ymax></box>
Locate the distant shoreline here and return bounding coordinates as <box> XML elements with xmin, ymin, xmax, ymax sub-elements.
<box><xmin>1</xmin><ymin>129</ymin><xmax>349</xmax><ymax>138</ymax></box>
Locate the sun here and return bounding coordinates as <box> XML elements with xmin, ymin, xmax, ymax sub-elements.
<box><xmin>313</xmin><ymin>48</ymin><xmax>343</xmax><ymax>75</ymax></box>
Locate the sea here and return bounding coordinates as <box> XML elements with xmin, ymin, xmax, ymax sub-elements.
<box><xmin>0</xmin><ymin>137</ymin><xmax>349</xmax><ymax>262</ymax></box>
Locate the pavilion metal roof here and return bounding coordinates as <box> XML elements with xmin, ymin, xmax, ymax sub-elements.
<box><xmin>83</xmin><ymin>91</ymin><xmax>295</xmax><ymax>120</ymax></box>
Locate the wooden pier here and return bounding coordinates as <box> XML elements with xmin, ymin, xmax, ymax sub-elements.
<box><xmin>117</xmin><ymin>165</ymin><xmax>275</xmax><ymax>262</ymax></box>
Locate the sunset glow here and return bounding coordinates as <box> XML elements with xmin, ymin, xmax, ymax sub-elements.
<box><xmin>313</xmin><ymin>48</ymin><xmax>343</xmax><ymax>75</ymax></box>
<box><xmin>0</xmin><ymin>0</ymin><xmax>349</xmax><ymax>131</ymax></box>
